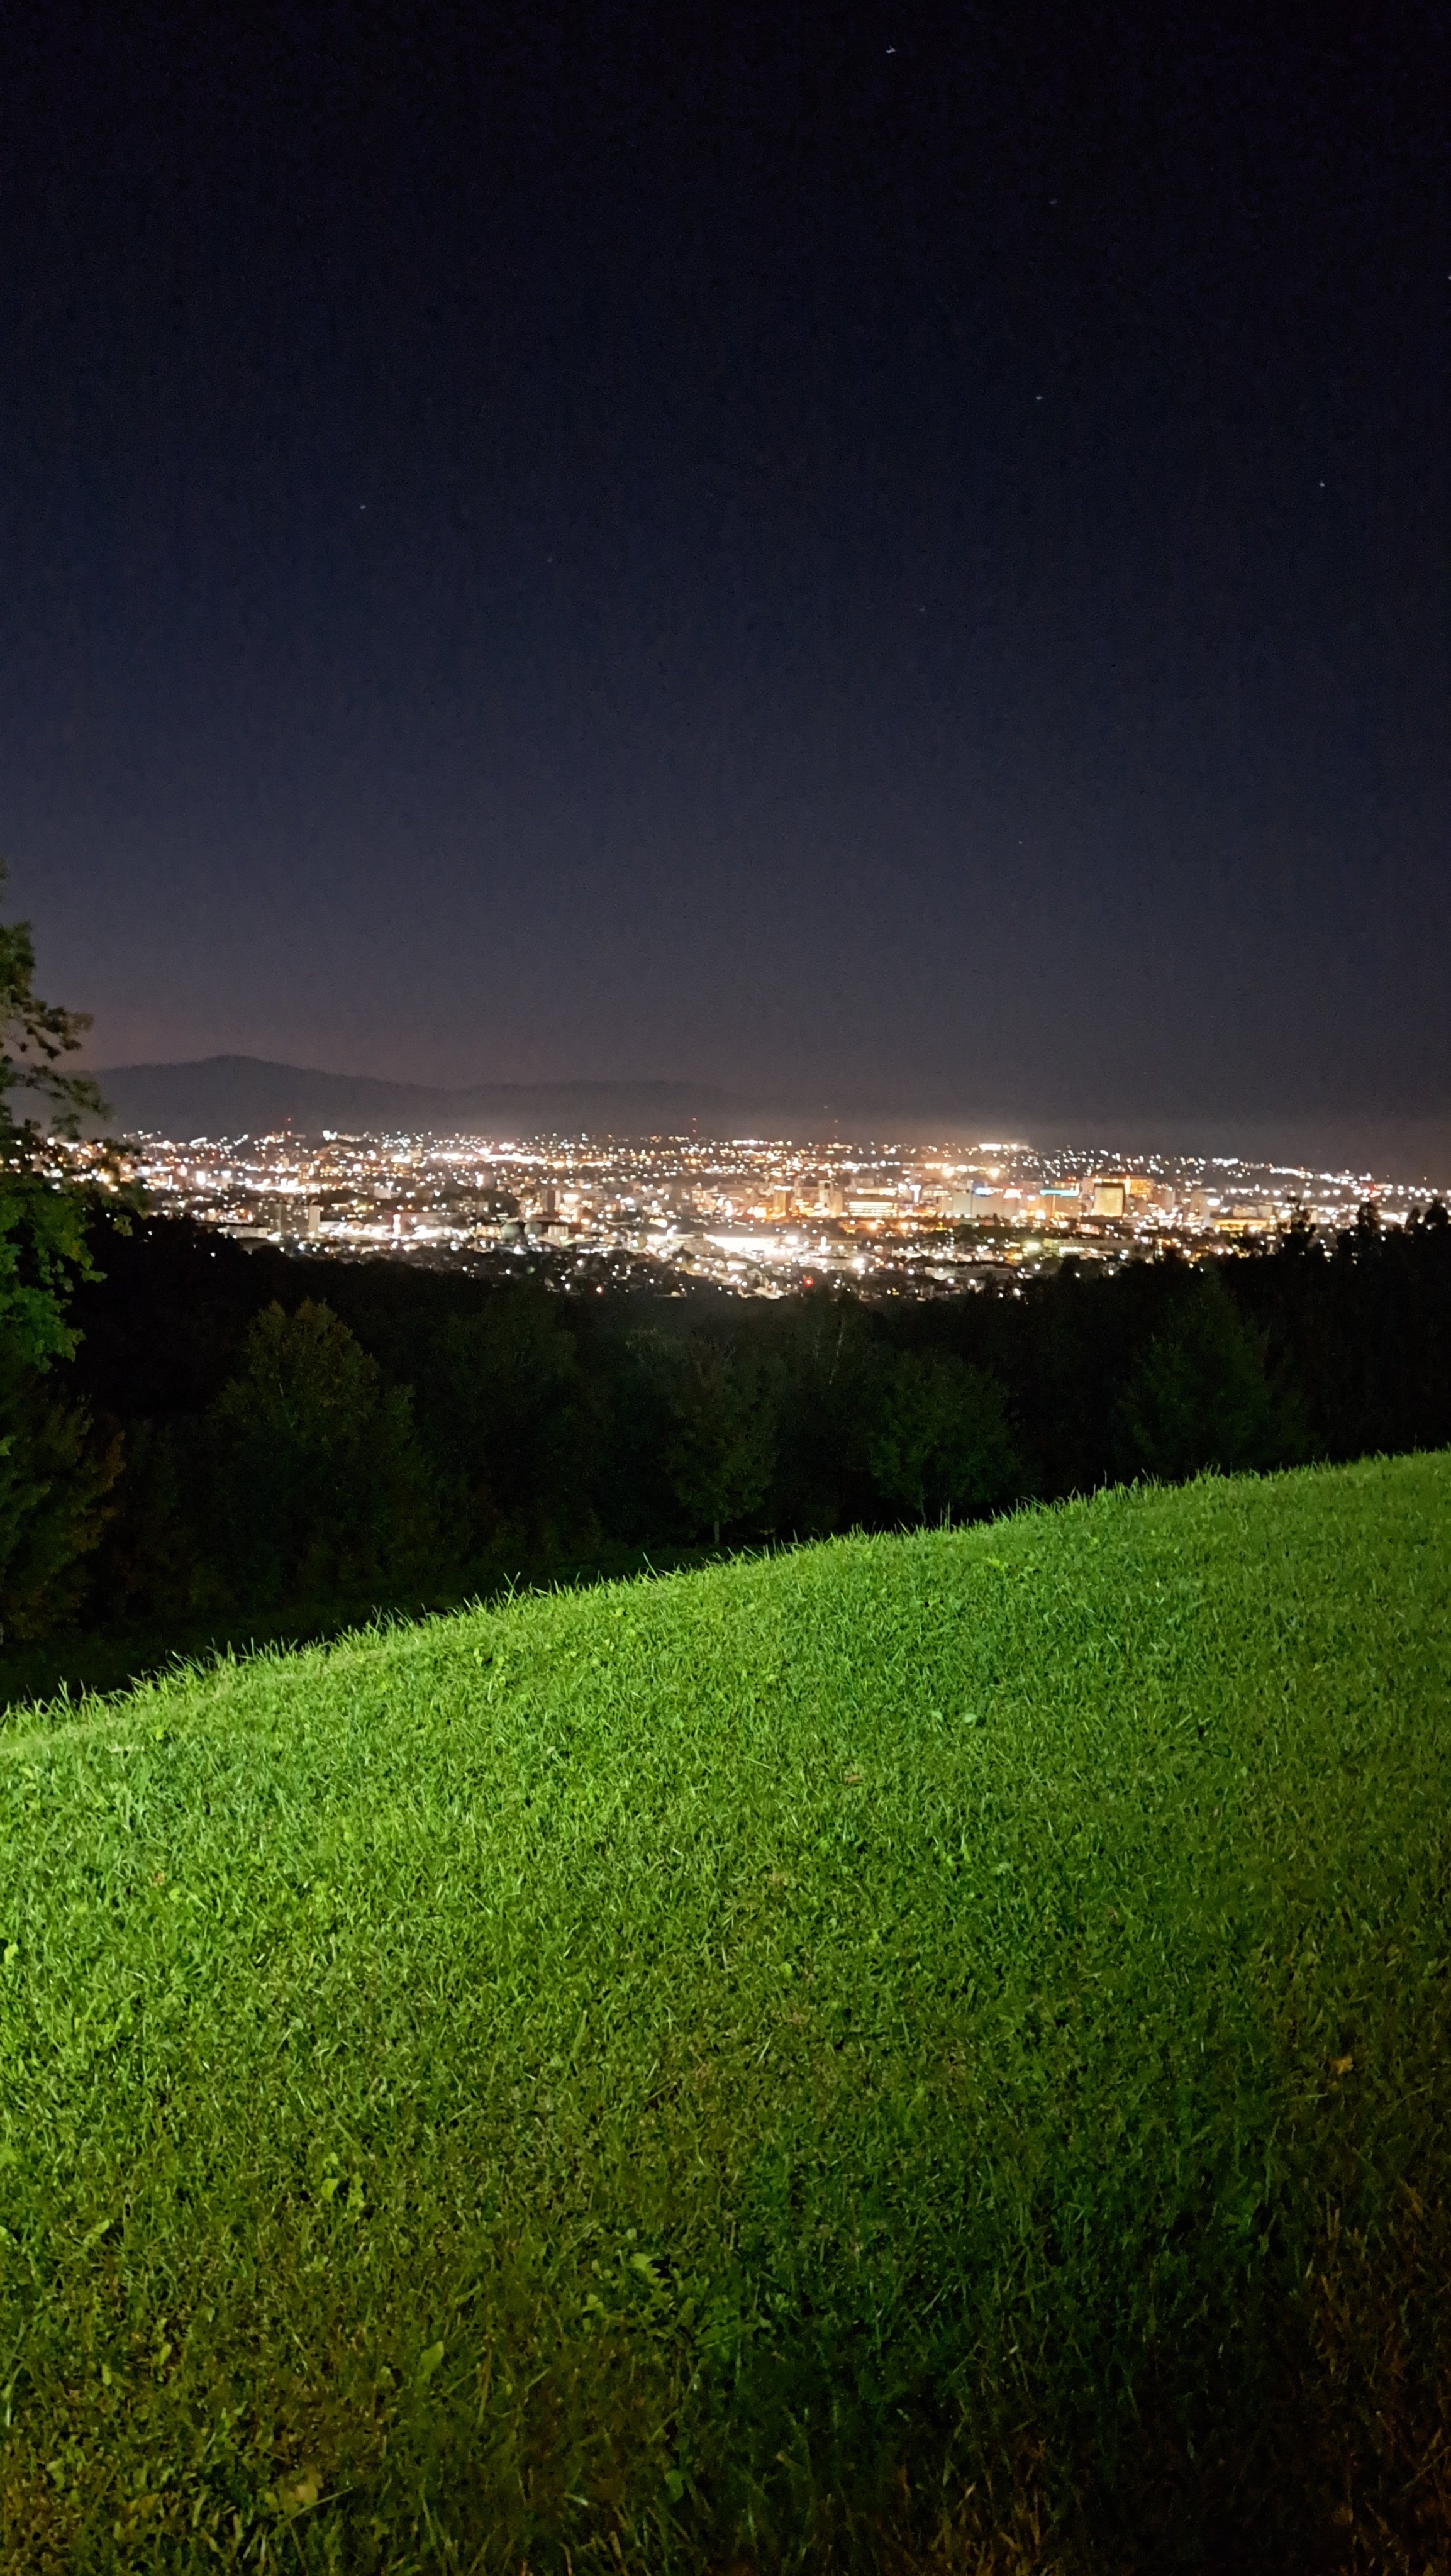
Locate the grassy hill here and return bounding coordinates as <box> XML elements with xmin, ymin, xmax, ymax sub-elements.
<box><xmin>3</xmin><ymin>1456</ymin><xmax>1450</xmax><ymax>2572</ymax></box>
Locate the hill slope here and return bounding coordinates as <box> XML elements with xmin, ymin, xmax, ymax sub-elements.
<box><xmin>86</xmin><ymin>1055</ymin><xmax>737</xmax><ymax>1139</ymax></box>
<box><xmin>3</xmin><ymin>1457</ymin><xmax>1450</xmax><ymax>2570</ymax></box>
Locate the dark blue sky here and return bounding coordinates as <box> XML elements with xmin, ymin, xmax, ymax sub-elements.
<box><xmin>5</xmin><ymin>0</ymin><xmax>1448</xmax><ymax>1130</ymax></box>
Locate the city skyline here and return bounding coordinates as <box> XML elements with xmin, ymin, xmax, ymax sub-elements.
<box><xmin>65</xmin><ymin>1116</ymin><xmax>1442</xmax><ymax>1308</ymax></box>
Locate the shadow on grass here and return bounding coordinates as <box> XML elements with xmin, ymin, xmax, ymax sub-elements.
<box><xmin>0</xmin><ymin>1540</ymin><xmax>720</xmax><ymax>1713</ymax></box>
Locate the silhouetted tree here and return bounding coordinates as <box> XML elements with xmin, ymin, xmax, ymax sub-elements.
<box><xmin>197</xmin><ymin>1300</ymin><xmax>437</xmax><ymax>1611</ymax></box>
<box><xmin>659</xmin><ymin>1332</ymin><xmax>776</xmax><ymax>1545</ymax></box>
<box><xmin>765</xmin><ymin>1291</ymin><xmax>875</xmax><ymax>1535</ymax></box>
<box><xmin>1115</xmin><ymin>1266</ymin><xmax>1284</xmax><ymax>1483</ymax></box>
<box><xmin>0</xmin><ymin>1367</ymin><xmax>122</xmax><ymax>1638</ymax></box>
<box><xmin>862</xmin><ymin>1350</ymin><xmax>1019</xmax><ymax>1524</ymax></box>
<box><xmin>0</xmin><ymin>872</ymin><xmax>125</xmax><ymax>1635</ymax></box>
<box><xmin>412</xmin><ymin>1288</ymin><xmax>595</xmax><ymax>1572</ymax></box>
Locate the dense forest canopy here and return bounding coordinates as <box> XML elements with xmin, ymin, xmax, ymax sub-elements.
<box><xmin>7</xmin><ymin>1197</ymin><xmax>1445</xmax><ymax>1679</ymax></box>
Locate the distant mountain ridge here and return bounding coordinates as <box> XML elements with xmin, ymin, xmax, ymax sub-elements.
<box><xmin>78</xmin><ymin>1055</ymin><xmax>1451</xmax><ymax>1180</ymax></box>
<box><xmin>89</xmin><ymin>1055</ymin><xmax>739</xmax><ymax>1140</ymax></box>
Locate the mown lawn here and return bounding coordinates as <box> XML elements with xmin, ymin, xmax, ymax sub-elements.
<box><xmin>3</xmin><ymin>1455</ymin><xmax>1450</xmax><ymax>2572</ymax></box>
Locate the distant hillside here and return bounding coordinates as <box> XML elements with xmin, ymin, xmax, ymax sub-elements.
<box><xmin>88</xmin><ymin>1054</ymin><xmax>738</xmax><ymax>1140</ymax></box>
<box><xmin>84</xmin><ymin>1056</ymin><xmax>1451</xmax><ymax>1176</ymax></box>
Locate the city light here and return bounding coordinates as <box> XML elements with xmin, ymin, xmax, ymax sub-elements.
<box><xmin>54</xmin><ymin>1129</ymin><xmax>1439</xmax><ymax>1299</ymax></box>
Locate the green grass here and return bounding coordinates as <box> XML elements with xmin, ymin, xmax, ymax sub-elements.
<box><xmin>0</xmin><ymin>1543</ymin><xmax>709</xmax><ymax>1713</ymax></box>
<box><xmin>3</xmin><ymin>1456</ymin><xmax>1450</xmax><ymax>2572</ymax></box>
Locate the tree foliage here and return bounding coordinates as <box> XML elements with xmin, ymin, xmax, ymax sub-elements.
<box><xmin>1115</xmin><ymin>1265</ymin><xmax>1285</xmax><ymax>1482</ymax></box>
<box><xmin>13</xmin><ymin>1194</ymin><xmax>1451</xmax><ymax>1670</ymax></box>
<box><xmin>657</xmin><ymin>1331</ymin><xmax>776</xmax><ymax>1545</ymax></box>
<box><xmin>0</xmin><ymin>1371</ymin><xmax>123</xmax><ymax>1639</ymax></box>
<box><xmin>863</xmin><ymin>1350</ymin><xmax>1019</xmax><ymax>1524</ymax></box>
<box><xmin>0</xmin><ymin>884</ymin><xmax>109</xmax><ymax>1372</ymax></box>
<box><xmin>0</xmin><ymin>873</ymin><xmax>121</xmax><ymax>1635</ymax></box>
<box><xmin>197</xmin><ymin>1301</ymin><xmax>438</xmax><ymax>1612</ymax></box>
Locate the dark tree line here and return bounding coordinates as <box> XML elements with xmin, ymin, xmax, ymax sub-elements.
<box><xmin>0</xmin><ymin>874</ymin><xmax>126</xmax><ymax>1644</ymax></box>
<box><xmin>7</xmin><ymin>1196</ymin><xmax>1447</xmax><ymax>1666</ymax></box>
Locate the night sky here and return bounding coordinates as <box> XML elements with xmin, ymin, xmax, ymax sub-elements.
<box><xmin>5</xmin><ymin>2</ymin><xmax>1448</xmax><ymax>1147</ymax></box>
